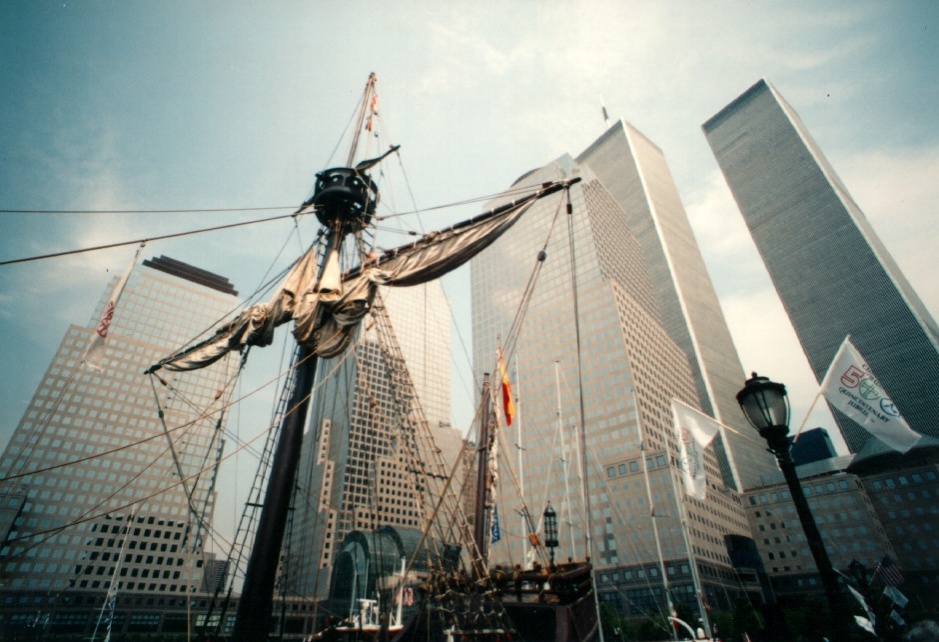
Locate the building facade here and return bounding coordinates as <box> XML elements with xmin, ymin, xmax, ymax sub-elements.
<box><xmin>789</xmin><ymin>428</ymin><xmax>837</xmax><ymax>466</ymax></box>
<box><xmin>0</xmin><ymin>256</ymin><xmax>238</xmax><ymax>607</ymax></box>
<box><xmin>703</xmin><ymin>79</ymin><xmax>939</xmax><ymax>453</ymax></box>
<box><xmin>743</xmin><ymin>457</ymin><xmax>895</xmax><ymax>597</ymax></box>
<box><xmin>849</xmin><ymin>438</ymin><xmax>939</xmax><ymax>608</ymax></box>
<box><xmin>576</xmin><ymin>121</ymin><xmax>778</xmax><ymax>492</ymax></box>
<box><xmin>470</xmin><ymin>150</ymin><xmax>754</xmax><ymax>618</ymax></box>
<box><xmin>742</xmin><ymin>443</ymin><xmax>939</xmax><ymax>611</ymax></box>
<box><xmin>288</xmin><ymin>280</ymin><xmax>463</xmax><ymax>600</ymax></box>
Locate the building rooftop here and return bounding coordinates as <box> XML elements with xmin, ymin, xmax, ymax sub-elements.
<box><xmin>142</xmin><ymin>255</ymin><xmax>238</xmax><ymax>296</ymax></box>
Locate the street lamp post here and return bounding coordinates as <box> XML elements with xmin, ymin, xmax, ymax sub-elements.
<box><xmin>736</xmin><ymin>373</ymin><xmax>849</xmax><ymax>635</ymax></box>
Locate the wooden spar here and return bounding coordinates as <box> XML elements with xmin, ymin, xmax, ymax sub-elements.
<box><xmin>231</xmin><ymin>347</ymin><xmax>319</xmax><ymax>641</ymax></box>
<box><xmin>347</xmin><ymin>73</ymin><xmax>377</xmax><ymax>167</ymax></box>
<box><xmin>472</xmin><ymin>374</ymin><xmax>493</xmax><ymax>579</ymax></box>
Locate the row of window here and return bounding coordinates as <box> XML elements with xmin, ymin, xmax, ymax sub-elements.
<box><xmin>749</xmin><ymin>477</ymin><xmax>853</xmax><ymax>505</ymax></box>
<box><xmin>607</xmin><ymin>454</ymin><xmax>667</xmax><ymax>479</ymax></box>
<box><xmin>869</xmin><ymin>470</ymin><xmax>937</xmax><ymax>491</ymax></box>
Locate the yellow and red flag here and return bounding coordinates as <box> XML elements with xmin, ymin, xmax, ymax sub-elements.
<box><xmin>498</xmin><ymin>348</ymin><xmax>515</xmax><ymax>426</ymax></box>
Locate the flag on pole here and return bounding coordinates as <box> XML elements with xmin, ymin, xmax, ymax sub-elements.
<box><xmin>819</xmin><ymin>336</ymin><xmax>922</xmax><ymax>453</ymax></box>
<box><xmin>854</xmin><ymin>615</ymin><xmax>876</xmax><ymax>636</ymax></box>
<box><xmin>490</xmin><ymin>503</ymin><xmax>501</xmax><ymax>544</ymax></box>
<box><xmin>848</xmin><ymin>584</ymin><xmax>875</xmax><ymax>625</ymax></box>
<box><xmin>498</xmin><ymin>348</ymin><xmax>515</xmax><ymax>426</ymax></box>
<box><xmin>874</xmin><ymin>555</ymin><xmax>904</xmax><ymax>587</ymax></box>
<box><xmin>671</xmin><ymin>399</ymin><xmax>721</xmax><ymax>500</ymax></box>
<box><xmin>83</xmin><ymin>247</ymin><xmax>141</xmax><ymax>370</ymax></box>
<box><xmin>883</xmin><ymin>585</ymin><xmax>909</xmax><ymax>609</ymax></box>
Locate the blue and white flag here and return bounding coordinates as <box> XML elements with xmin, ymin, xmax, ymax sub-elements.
<box><xmin>820</xmin><ymin>337</ymin><xmax>922</xmax><ymax>453</ymax></box>
<box><xmin>490</xmin><ymin>504</ymin><xmax>501</xmax><ymax>544</ymax></box>
<box><xmin>883</xmin><ymin>585</ymin><xmax>908</xmax><ymax>608</ymax></box>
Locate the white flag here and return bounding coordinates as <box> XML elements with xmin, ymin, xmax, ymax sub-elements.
<box><xmin>83</xmin><ymin>249</ymin><xmax>140</xmax><ymax>370</ymax></box>
<box><xmin>848</xmin><ymin>584</ymin><xmax>875</xmax><ymax>625</ymax></box>
<box><xmin>819</xmin><ymin>337</ymin><xmax>921</xmax><ymax>453</ymax></box>
<box><xmin>883</xmin><ymin>585</ymin><xmax>909</xmax><ymax>609</ymax></box>
<box><xmin>671</xmin><ymin>399</ymin><xmax>720</xmax><ymax>500</ymax></box>
<box><xmin>854</xmin><ymin>615</ymin><xmax>876</xmax><ymax>636</ymax></box>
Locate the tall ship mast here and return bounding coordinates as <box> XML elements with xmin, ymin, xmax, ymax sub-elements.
<box><xmin>147</xmin><ymin>74</ymin><xmax>598</xmax><ymax>641</ymax></box>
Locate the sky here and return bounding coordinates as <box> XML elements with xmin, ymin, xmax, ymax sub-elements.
<box><xmin>2</xmin><ymin>1</ymin><xmax>937</xmax><ymax>543</ymax></box>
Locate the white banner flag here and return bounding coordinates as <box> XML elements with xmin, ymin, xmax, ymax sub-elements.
<box><xmin>83</xmin><ymin>248</ymin><xmax>141</xmax><ymax>370</ymax></box>
<box><xmin>883</xmin><ymin>585</ymin><xmax>909</xmax><ymax>609</ymax></box>
<box><xmin>672</xmin><ymin>399</ymin><xmax>720</xmax><ymax>501</ymax></box>
<box><xmin>819</xmin><ymin>337</ymin><xmax>921</xmax><ymax>453</ymax></box>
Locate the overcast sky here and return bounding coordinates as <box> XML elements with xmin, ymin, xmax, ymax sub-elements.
<box><xmin>2</xmin><ymin>2</ymin><xmax>937</xmax><ymax>541</ymax></box>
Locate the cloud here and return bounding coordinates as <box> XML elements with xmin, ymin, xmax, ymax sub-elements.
<box><xmin>836</xmin><ymin>145</ymin><xmax>939</xmax><ymax>316</ymax></box>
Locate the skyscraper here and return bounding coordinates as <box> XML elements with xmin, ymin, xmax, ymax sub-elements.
<box><xmin>577</xmin><ymin>121</ymin><xmax>778</xmax><ymax>491</ymax></box>
<box><xmin>0</xmin><ymin>256</ymin><xmax>238</xmax><ymax>600</ymax></box>
<box><xmin>471</xmin><ymin>151</ymin><xmax>753</xmax><ymax>616</ymax></box>
<box><xmin>288</xmin><ymin>280</ymin><xmax>462</xmax><ymax>599</ymax></box>
<box><xmin>703</xmin><ymin>79</ymin><xmax>939</xmax><ymax>453</ymax></box>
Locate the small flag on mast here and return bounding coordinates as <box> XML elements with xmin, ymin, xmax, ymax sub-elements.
<box><xmin>82</xmin><ymin>246</ymin><xmax>142</xmax><ymax>370</ymax></box>
<box><xmin>490</xmin><ymin>503</ymin><xmax>501</xmax><ymax>544</ymax></box>
<box><xmin>671</xmin><ymin>399</ymin><xmax>721</xmax><ymax>500</ymax></box>
<box><xmin>874</xmin><ymin>554</ymin><xmax>905</xmax><ymax>587</ymax></box>
<box><xmin>498</xmin><ymin>348</ymin><xmax>515</xmax><ymax>426</ymax></box>
<box><xmin>819</xmin><ymin>337</ymin><xmax>921</xmax><ymax>453</ymax></box>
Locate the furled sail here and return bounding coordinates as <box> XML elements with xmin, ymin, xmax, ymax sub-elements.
<box><xmin>151</xmin><ymin>180</ymin><xmax>575</xmax><ymax>373</ymax></box>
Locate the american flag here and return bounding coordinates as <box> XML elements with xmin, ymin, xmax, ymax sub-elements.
<box><xmin>874</xmin><ymin>555</ymin><xmax>904</xmax><ymax>587</ymax></box>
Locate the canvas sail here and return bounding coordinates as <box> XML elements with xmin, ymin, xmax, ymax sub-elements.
<box><xmin>152</xmin><ymin>187</ymin><xmax>552</xmax><ymax>372</ymax></box>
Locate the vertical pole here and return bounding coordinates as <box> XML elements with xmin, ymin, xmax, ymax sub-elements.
<box><xmin>775</xmin><ymin>446</ymin><xmax>847</xmax><ymax>631</ymax></box>
<box><xmin>472</xmin><ymin>375</ymin><xmax>492</xmax><ymax>579</ymax></box>
<box><xmin>232</xmin><ymin>348</ymin><xmax>318</xmax><ymax>642</ymax></box>
<box><xmin>666</xmin><ymin>468</ymin><xmax>710</xmax><ymax>639</ymax></box>
<box><xmin>515</xmin><ymin>354</ymin><xmax>528</xmax><ymax>566</ymax></box>
<box><xmin>638</xmin><ymin>436</ymin><xmax>677</xmax><ymax>641</ymax></box>
<box><xmin>347</xmin><ymin>73</ymin><xmax>378</xmax><ymax>167</ymax></box>
<box><xmin>554</xmin><ymin>362</ymin><xmax>576</xmax><ymax>560</ymax></box>
<box><xmin>565</xmin><ymin>188</ymin><xmax>605</xmax><ymax>642</ymax></box>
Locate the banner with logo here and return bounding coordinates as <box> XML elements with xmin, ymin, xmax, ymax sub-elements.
<box><xmin>819</xmin><ymin>337</ymin><xmax>921</xmax><ymax>453</ymax></box>
<box><xmin>671</xmin><ymin>399</ymin><xmax>720</xmax><ymax>500</ymax></box>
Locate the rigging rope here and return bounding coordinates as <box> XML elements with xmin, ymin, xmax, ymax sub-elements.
<box><xmin>0</xmin><ymin>212</ymin><xmax>309</xmax><ymax>266</ymax></box>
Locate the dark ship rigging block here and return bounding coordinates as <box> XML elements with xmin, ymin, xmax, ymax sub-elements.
<box><xmin>309</xmin><ymin>167</ymin><xmax>379</xmax><ymax>232</ymax></box>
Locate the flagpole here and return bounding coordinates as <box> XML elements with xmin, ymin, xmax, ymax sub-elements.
<box><xmin>637</xmin><ymin>429</ymin><xmax>678</xmax><ymax>641</ymax></box>
<box><xmin>515</xmin><ymin>353</ymin><xmax>528</xmax><ymax>566</ymax></box>
<box><xmin>82</xmin><ymin>242</ymin><xmax>144</xmax><ymax>370</ymax></box>
<box><xmin>667</xmin><ymin>467</ymin><xmax>712</xmax><ymax>639</ymax></box>
<box><xmin>555</xmin><ymin>361</ymin><xmax>576</xmax><ymax>560</ymax></box>
<box><xmin>791</xmin><ymin>389</ymin><xmax>823</xmax><ymax>443</ymax></box>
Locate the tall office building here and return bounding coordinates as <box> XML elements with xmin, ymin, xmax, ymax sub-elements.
<box><xmin>288</xmin><ymin>280</ymin><xmax>462</xmax><ymax>599</ymax></box>
<box><xmin>703</xmin><ymin>79</ymin><xmax>939</xmax><ymax>453</ymax></box>
<box><xmin>0</xmin><ymin>256</ymin><xmax>238</xmax><ymax>600</ymax></box>
<box><xmin>471</xmin><ymin>152</ymin><xmax>754</xmax><ymax>615</ymax></box>
<box><xmin>577</xmin><ymin>121</ymin><xmax>777</xmax><ymax>491</ymax></box>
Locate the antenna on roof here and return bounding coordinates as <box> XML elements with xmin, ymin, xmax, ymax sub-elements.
<box><xmin>599</xmin><ymin>94</ymin><xmax>611</xmax><ymax>128</ymax></box>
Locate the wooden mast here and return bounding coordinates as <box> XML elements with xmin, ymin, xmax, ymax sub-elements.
<box><xmin>231</xmin><ymin>74</ymin><xmax>379</xmax><ymax>642</ymax></box>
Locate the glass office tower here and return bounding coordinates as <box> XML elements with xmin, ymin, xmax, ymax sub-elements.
<box><xmin>703</xmin><ymin>79</ymin><xmax>939</xmax><ymax>453</ymax></box>
<box><xmin>288</xmin><ymin>280</ymin><xmax>463</xmax><ymax>599</ymax></box>
<box><xmin>0</xmin><ymin>256</ymin><xmax>238</xmax><ymax>599</ymax></box>
<box><xmin>577</xmin><ymin>121</ymin><xmax>777</xmax><ymax>491</ymax></box>
<box><xmin>470</xmin><ymin>155</ymin><xmax>752</xmax><ymax>614</ymax></box>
